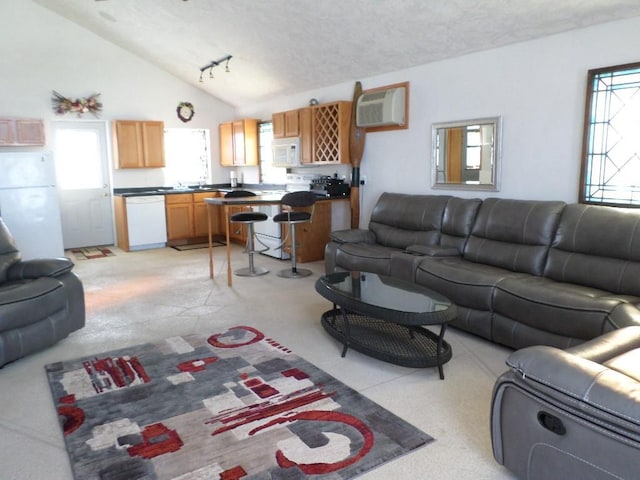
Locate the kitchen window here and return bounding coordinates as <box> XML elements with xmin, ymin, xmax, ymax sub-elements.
<box><xmin>164</xmin><ymin>128</ymin><xmax>210</xmax><ymax>186</ymax></box>
<box><xmin>580</xmin><ymin>62</ymin><xmax>640</xmax><ymax>206</ymax></box>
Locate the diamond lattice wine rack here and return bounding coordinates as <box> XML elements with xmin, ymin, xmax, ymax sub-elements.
<box><xmin>311</xmin><ymin>101</ymin><xmax>351</xmax><ymax>164</ymax></box>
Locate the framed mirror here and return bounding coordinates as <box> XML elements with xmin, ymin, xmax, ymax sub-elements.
<box><xmin>431</xmin><ymin>116</ymin><xmax>502</xmax><ymax>191</ymax></box>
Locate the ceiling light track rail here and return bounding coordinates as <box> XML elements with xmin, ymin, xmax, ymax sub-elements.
<box><xmin>199</xmin><ymin>55</ymin><xmax>232</xmax><ymax>82</ymax></box>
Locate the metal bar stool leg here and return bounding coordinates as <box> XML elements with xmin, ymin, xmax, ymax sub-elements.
<box><xmin>235</xmin><ymin>222</ymin><xmax>269</xmax><ymax>277</ymax></box>
<box><xmin>278</xmin><ymin>222</ymin><xmax>312</xmax><ymax>278</ymax></box>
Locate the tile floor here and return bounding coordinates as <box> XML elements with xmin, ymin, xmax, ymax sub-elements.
<box><xmin>0</xmin><ymin>244</ymin><xmax>517</xmax><ymax>479</ymax></box>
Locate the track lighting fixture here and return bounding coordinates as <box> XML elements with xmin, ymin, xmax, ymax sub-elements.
<box><xmin>199</xmin><ymin>55</ymin><xmax>232</xmax><ymax>82</ymax></box>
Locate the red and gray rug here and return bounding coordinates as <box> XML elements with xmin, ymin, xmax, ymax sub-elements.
<box><xmin>46</xmin><ymin>326</ymin><xmax>433</xmax><ymax>479</ymax></box>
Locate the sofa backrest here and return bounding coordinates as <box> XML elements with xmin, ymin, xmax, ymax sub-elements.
<box><xmin>545</xmin><ymin>204</ymin><xmax>640</xmax><ymax>296</ymax></box>
<box><xmin>464</xmin><ymin>198</ymin><xmax>566</xmax><ymax>275</ymax></box>
<box><xmin>368</xmin><ymin>193</ymin><xmax>451</xmax><ymax>249</ymax></box>
<box><xmin>0</xmin><ymin>218</ymin><xmax>21</xmax><ymax>283</ymax></box>
<box><xmin>440</xmin><ymin>197</ymin><xmax>482</xmax><ymax>252</ymax></box>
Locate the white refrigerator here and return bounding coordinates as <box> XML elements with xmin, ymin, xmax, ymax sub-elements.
<box><xmin>0</xmin><ymin>152</ymin><xmax>65</xmax><ymax>259</ymax></box>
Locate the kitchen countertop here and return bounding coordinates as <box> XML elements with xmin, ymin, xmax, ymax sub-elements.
<box><xmin>113</xmin><ymin>184</ymin><xmax>285</xmax><ymax>197</ymax></box>
<box><xmin>113</xmin><ymin>184</ymin><xmax>350</xmax><ymax>200</ymax></box>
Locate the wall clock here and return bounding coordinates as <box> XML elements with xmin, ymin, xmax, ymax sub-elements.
<box><xmin>177</xmin><ymin>102</ymin><xmax>195</xmax><ymax>122</ymax></box>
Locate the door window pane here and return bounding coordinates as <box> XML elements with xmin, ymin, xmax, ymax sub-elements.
<box><xmin>54</xmin><ymin>129</ymin><xmax>103</xmax><ymax>190</ymax></box>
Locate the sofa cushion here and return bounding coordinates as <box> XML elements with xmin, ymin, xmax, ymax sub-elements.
<box><xmin>464</xmin><ymin>198</ymin><xmax>566</xmax><ymax>275</ymax></box>
<box><xmin>334</xmin><ymin>243</ymin><xmax>398</xmax><ymax>275</ymax></box>
<box><xmin>0</xmin><ymin>278</ymin><xmax>67</xmax><ymax>331</ymax></box>
<box><xmin>415</xmin><ymin>256</ymin><xmax>527</xmax><ymax>310</ymax></box>
<box><xmin>546</xmin><ymin>204</ymin><xmax>640</xmax><ymax>296</ymax></box>
<box><xmin>439</xmin><ymin>197</ymin><xmax>482</xmax><ymax>251</ymax></box>
<box><xmin>329</xmin><ymin>229</ymin><xmax>376</xmax><ymax>244</ymax></box>
<box><xmin>0</xmin><ymin>218</ymin><xmax>20</xmax><ymax>283</ymax></box>
<box><xmin>493</xmin><ymin>275</ymin><xmax>637</xmax><ymax>341</ymax></box>
<box><xmin>368</xmin><ymin>193</ymin><xmax>450</xmax><ymax>249</ymax></box>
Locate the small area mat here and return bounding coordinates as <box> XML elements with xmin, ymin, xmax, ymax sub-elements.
<box><xmin>46</xmin><ymin>325</ymin><xmax>433</xmax><ymax>479</ymax></box>
<box><xmin>171</xmin><ymin>241</ymin><xmax>225</xmax><ymax>251</ymax></box>
<box><xmin>68</xmin><ymin>247</ymin><xmax>115</xmax><ymax>260</ymax></box>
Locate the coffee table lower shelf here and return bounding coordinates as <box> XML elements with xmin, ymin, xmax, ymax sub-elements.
<box><xmin>321</xmin><ymin>309</ymin><xmax>452</xmax><ymax>378</ymax></box>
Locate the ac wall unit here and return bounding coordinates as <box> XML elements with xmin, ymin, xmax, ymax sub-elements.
<box><xmin>356</xmin><ymin>86</ymin><xmax>406</xmax><ymax>128</ymax></box>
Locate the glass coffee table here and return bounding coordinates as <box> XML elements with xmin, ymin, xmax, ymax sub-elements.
<box><xmin>315</xmin><ymin>271</ymin><xmax>457</xmax><ymax>379</ymax></box>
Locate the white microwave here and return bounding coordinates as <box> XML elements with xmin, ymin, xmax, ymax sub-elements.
<box><xmin>271</xmin><ymin>137</ymin><xmax>301</xmax><ymax>167</ymax></box>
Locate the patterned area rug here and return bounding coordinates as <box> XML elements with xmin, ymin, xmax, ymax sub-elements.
<box><xmin>68</xmin><ymin>247</ymin><xmax>115</xmax><ymax>260</ymax></box>
<box><xmin>46</xmin><ymin>326</ymin><xmax>433</xmax><ymax>479</ymax></box>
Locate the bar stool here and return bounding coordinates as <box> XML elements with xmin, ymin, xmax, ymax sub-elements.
<box><xmin>225</xmin><ymin>190</ymin><xmax>269</xmax><ymax>277</ymax></box>
<box><xmin>273</xmin><ymin>191</ymin><xmax>316</xmax><ymax>278</ymax></box>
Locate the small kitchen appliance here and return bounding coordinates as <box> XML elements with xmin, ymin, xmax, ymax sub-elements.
<box><xmin>310</xmin><ymin>175</ymin><xmax>351</xmax><ymax>198</ymax></box>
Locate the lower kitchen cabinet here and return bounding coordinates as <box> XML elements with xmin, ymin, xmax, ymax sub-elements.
<box><xmin>167</xmin><ymin>192</ymin><xmax>224</xmax><ymax>246</ymax></box>
<box><xmin>166</xmin><ymin>193</ymin><xmax>194</xmax><ymax>242</ymax></box>
<box><xmin>194</xmin><ymin>192</ymin><xmax>223</xmax><ymax>238</ymax></box>
<box><xmin>282</xmin><ymin>200</ymin><xmax>333</xmax><ymax>263</ymax></box>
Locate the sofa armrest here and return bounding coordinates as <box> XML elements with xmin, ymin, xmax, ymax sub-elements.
<box><xmin>329</xmin><ymin>229</ymin><xmax>376</xmax><ymax>244</ymax></box>
<box><xmin>6</xmin><ymin>258</ymin><xmax>74</xmax><ymax>280</ymax></box>
<box><xmin>507</xmin><ymin>345</ymin><xmax>640</xmax><ymax>428</ymax></box>
<box><xmin>405</xmin><ymin>245</ymin><xmax>460</xmax><ymax>257</ymax></box>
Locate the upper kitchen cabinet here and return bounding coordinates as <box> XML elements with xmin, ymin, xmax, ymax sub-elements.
<box><xmin>112</xmin><ymin>120</ymin><xmax>165</xmax><ymax>169</ymax></box>
<box><xmin>0</xmin><ymin>118</ymin><xmax>45</xmax><ymax>146</ymax></box>
<box><xmin>272</xmin><ymin>110</ymin><xmax>300</xmax><ymax>138</ymax></box>
<box><xmin>310</xmin><ymin>101</ymin><xmax>351</xmax><ymax>165</ymax></box>
<box><xmin>219</xmin><ymin>119</ymin><xmax>259</xmax><ymax>166</ymax></box>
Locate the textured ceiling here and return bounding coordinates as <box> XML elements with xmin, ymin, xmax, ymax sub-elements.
<box><xmin>34</xmin><ymin>0</ymin><xmax>640</xmax><ymax>107</ymax></box>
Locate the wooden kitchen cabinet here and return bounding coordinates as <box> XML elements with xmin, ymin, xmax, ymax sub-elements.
<box><xmin>219</xmin><ymin>119</ymin><xmax>259</xmax><ymax>166</ymax></box>
<box><xmin>279</xmin><ymin>102</ymin><xmax>351</xmax><ymax>165</ymax></box>
<box><xmin>0</xmin><ymin>118</ymin><xmax>45</xmax><ymax>146</ymax></box>
<box><xmin>310</xmin><ymin>101</ymin><xmax>351</xmax><ymax>165</ymax></box>
<box><xmin>281</xmin><ymin>200</ymin><xmax>333</xmax><ymax>263</ymax></box>
<box><xmin>193</xmin><ymin>192</ymin><xmax>223</xmax><ymax>238</ymax></box>
<box><xmin>166</xmin><ymin>192</ymin><xmax>225</xmax><ymax>245</ymax></box>
<box><xmin>165</xmin><ymin>193</ymin><xmax>194</xmax><ymax>242</ymax></box>
<box><xmin>113</xmin><ymin>120</ymin><xmax>165</xmax><ymax>168</ymax></box>
<box><xmin>272</xmin><ymin>109</ymin><xmax>300</xmax><ymax>138</ymax></box>
<box><xmin>299</xmin><ymin>107</ymin><xmax>313</xmax><ymax>165</ymax></box>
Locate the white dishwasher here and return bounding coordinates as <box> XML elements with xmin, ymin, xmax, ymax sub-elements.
<box><xmin>126</xmin><ymin>195</ymin><xmax>168</xmax><ymax>250</ymax></box>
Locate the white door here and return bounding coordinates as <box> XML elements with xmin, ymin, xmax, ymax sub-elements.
<box><xmin>51</xmin><ymin>121</ymin><xmax>114</xmax><ymax>249</ymax></box>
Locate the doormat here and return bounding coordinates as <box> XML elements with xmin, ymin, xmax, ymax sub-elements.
<box><xmin>46</xmin><ymin>326</ymin><xmax>433</xmax><ymax>480</ymax></box>
<box><xmin>68</xmin><ymin>247</ymin><xmax>115</xmax><ymax>261</ymax></box>
<box><xmin>171</xmin><ymin>241</ymin><xmax>225</xmax><ymax>251</ymax></box>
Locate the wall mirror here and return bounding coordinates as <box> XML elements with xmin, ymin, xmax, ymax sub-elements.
<box><xmin>431</xmin><ymin>116</ymin><xmax>502</xmax><ymax>191</ymax></box>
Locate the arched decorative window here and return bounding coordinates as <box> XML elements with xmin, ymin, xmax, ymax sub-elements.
<box><xmin>580</xmin><ymin>62</ymin><xmax>640</xmax><ymax>206</ymax></box>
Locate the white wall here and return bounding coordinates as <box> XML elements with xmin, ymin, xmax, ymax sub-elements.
<box><xmin>237</xmin><ymin>16</ymin><xmax>640</xmax><ymax>226</ymax></box>
<box><xmin>0</xmin><ymin>0</ymin><xmax>236</xmax><ymax>188</ymax></box>
<box><xmin>4</xmin><ymin>2</ymin><xmax>639</xmax><ymax>226</ymax></box>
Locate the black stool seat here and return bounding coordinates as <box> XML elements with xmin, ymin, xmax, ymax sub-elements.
<box><xmin>231</xmin><ymin>212</ymin><xmax>268</xmax><ymax>223</ymax></box>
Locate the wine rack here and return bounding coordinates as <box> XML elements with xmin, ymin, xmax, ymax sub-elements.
<box><xmin>311</xmin><ymin>101</ymin><xmax>351</xmax><ymax>164</ymax></box>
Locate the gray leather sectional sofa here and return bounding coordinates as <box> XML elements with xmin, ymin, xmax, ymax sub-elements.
<box><xmin>325</xmin><ymin>192</ymin><xmax>640</xmax><ymax>350</ymax></box>
<box><xmin>325</xmin><ymin>192</ymin><xmax>640</xmax><ymax>479</ymax></box>
<box><xmin>0</xmin><ymin>218</ymin><xmax>85</xmax><ymax>367</ymax></box>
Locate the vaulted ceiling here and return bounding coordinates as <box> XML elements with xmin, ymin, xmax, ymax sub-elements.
<box><xmin>34</xmin><ymin>0</ymin><xmax>640</xmax><ymax>107</ymax></box>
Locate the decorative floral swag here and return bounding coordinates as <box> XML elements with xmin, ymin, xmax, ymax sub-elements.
<box><xmin>52</xmin><ymin>91</ymin><xmax>102</xmax><ymax>117</ymax></box>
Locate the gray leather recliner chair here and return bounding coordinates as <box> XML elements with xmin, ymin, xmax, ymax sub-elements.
<box><xmin>0</xmin><ymin>217</ymin><xmax>85</xmax><ymax>367</ymax></box>
<box><xmin>491</xmin><ymin>326</ymin><xmax>640</xmax><ymax>479</ymax></box>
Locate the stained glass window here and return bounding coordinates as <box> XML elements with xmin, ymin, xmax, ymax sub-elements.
<box><xmin>581</xmin><ymin>62</ymin><xmax>640</xmax><ymax>206</ymax></box>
